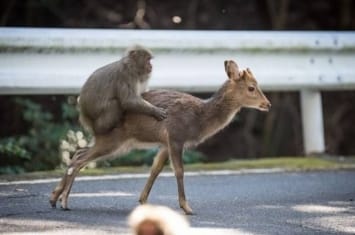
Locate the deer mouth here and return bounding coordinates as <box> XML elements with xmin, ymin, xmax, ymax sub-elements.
<box><xmin>259</xmin><ymin>103</ymin><xmax>271</xmax><ymax>112</ymax></box>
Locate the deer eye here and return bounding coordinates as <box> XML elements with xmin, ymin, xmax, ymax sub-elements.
<box><xmin>248</xmin><ymin>86</ymin><xmax>255</xmax><ymax>92</ymax></box>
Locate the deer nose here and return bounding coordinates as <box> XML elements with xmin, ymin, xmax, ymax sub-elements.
<box><xmin>261</xmin><ymin>100</ymin><xmax>271</xmax><ymax>111</ymax></box>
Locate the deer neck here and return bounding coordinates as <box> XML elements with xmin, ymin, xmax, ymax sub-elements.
<box><xmin>200</xmin><ymin>81</ymin><xmax>242</xmax><ymax>139</ymax></box>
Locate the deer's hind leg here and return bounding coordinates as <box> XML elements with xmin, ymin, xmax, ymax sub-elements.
<box><xmin>50</xmin><ymin>148</ymin><xmax>88</xmax><ymax>208</ymax></box>
<box><xmin>139</xmin><ymin>147</ymin><xmax>169</xmax><ymax>204</ymax></box>
<box><xmin>50</xmin><ymin>139</ymin><xmax>119</xmax><ymax>210</ymax></box>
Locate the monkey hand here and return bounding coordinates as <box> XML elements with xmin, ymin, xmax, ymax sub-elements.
<box><xmin>153</xmin><ymin>107</ymin><xmax>168</xmax><ymax>121</ymax></box>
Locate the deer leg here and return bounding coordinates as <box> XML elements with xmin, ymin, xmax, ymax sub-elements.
<box><xmin>50</xmin><ymin>139</ymin><xmax>116</xmax><ymax>210</ymax></box>
<box><xmin>59</xmin><ymin>147</ymin><xmax>105</xmax><ymax>210</ymax></box>
<box><xmin>169</xmin><ymin>142</ymin><xmax>193</xmax><ymax>215</ymax></box>
<box><xmin>59</xmin><ymin>160</ymin><xmax>88</xmax><ymax>210</ymax></box>
<box><xmin>139</xmin><ymin>148</ymin><xmax>169</xmax><ymax>204</ymax></box>
<box><xmin>72</xmin><ymin>147</ymin><xmax>89</xmax><ymax>160</ymax></box>
<box><xmin>50</xmin><ymin>174</ymin><xmax>69</xmax><ymax>208</ymax></box>
<box><xmin>50</xmin><ymin>148</ymin><xmax>89</xmax><ymax>208</ymax></box>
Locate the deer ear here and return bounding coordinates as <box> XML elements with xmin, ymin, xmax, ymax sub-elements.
<box><xmin>224</xmin><ymin>60</ymin><xmax>240</xmax><ymax>80</ymax></box>
<box><xmin>246</xmin><ymin>67</ymin><xmax>254</xmax><ymax>77</ymax></box>
<box><xmin>239</xmin><ymin>70</ymin><xmax>245</xmax><ymax>78</ymax></box>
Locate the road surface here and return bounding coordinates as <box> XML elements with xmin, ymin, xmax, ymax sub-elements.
<box><xmin>0</xmin><ymin>170</ymin><xmax>354</xmax><ymax>234</ymax></box>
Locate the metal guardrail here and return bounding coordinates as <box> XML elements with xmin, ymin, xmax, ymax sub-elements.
<box><xmin>1</xmin><ymin>27</ymin><xmax>355</xmax><ymax>155</ymax></box>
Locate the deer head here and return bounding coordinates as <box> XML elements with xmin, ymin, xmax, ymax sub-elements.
<box><xmin>224</xmin><ymin>60</ymin><xmax>271</xmax><ymax>112</ymax></box>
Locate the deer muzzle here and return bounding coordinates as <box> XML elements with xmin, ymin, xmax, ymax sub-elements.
<box><xmin>259</xmin><ymin>101</ymin><xmax>271</xmax><ymax>112</ymax></box>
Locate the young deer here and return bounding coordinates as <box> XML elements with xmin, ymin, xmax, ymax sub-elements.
<box><xmin>50</xmin><ymin>60</ymin><xmax>271</xmax><ymax>215</ymax></box>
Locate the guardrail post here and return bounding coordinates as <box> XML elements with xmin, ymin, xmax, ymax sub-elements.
<box><xmin>300</xmin><ymin>90</ymin><xmax>325</xmax><ymax>155</ymax></box>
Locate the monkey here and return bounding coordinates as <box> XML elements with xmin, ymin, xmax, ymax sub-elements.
<box><xmin>78</xmin><ymin>45</ymin><xmax>167</xmax><ymax>135</ymax></box>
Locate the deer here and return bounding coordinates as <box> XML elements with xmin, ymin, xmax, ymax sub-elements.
<box><xmin>50</xmin><ymin>60</ymin><xmax>271</xmax><ymax>215</ymax></box>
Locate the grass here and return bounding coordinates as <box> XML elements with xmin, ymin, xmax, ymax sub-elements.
<box><xmin>185</xmin><ymin>156</ymin><xmax>355</xmax><ymax>171</ymax></box>
<box><xmin>0</xmin><ymin>156</ymin><xmax>354</xmax><ymax>182</ymax></box>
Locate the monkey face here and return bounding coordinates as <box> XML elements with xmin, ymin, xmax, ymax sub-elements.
<box><xmin>128</xmin><ymin>47</ymin><xmax>153</xmax><ymax>75</ymax></box>
<box><xmin>145</xmin><ymin>58</ymin><xmax>152</xmax><ymax>73</ymax></box>
<box><xmin>139</xmin><ymin>52</ymin><xmax>152</xmax><ymax>74</ymax></box>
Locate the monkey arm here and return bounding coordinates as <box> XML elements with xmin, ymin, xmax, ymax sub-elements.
<box><xmin>121</xmin><ymin>98</ymin><xmax>167</xmax><ymax>121</ymax></box>
<box><xmin>117</xmin><ymin>77</ymin><xmax>167</xmax><ymax>121</ymax></box>
<box><xmin>122</xmin><ymin>98</ymin><xmax>158</xmax><ymax>113</ymax></box>
<box><xmin>117</xmin><ymin>81</ymin><xmax>154</xmax><ymax>114</ymax></box>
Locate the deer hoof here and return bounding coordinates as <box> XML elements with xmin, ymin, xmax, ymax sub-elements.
<box><xmin>180</xmin><ymin>202</ymin><xmax>193</xmax><ymax>215</ymax></box>
<box><xmin>49</xmin><ymin>200</ymin><xmax>56</xmax><ymax>208</ymax></box>
<box><xmin>138</xmin><ymin>198</ymin><xmax>147</xmax><ymax>204</ymax></box>
<box><xmin>139</xmin><ymin>193</ymin><xmax>148</xmax><ymax>204</ymax></box>
<box><xmin>60</xmin><ymin>206</ymin><xmax>71</xmax><ymax>211</ymax></box>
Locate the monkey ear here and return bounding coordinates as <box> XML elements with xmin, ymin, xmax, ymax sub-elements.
<box><xmin>129</xmin><ymin>50</ymin><xmax>137</xmax><ymax>58</ymax></box>
<box><xmin>224</xmin><ymin>60</ymin><xmax>241</xmax><ymax>80</ymax></box>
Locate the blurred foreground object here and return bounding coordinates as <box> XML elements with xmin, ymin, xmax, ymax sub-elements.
<box><xmin>128</xmin><ymin>204</ymin><xmax>190</xmax><ymax>235</ymax></box>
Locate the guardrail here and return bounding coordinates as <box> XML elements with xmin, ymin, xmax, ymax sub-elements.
<box><xmin>1</xmin><ymin>27</ymin><xmax>355</xmax><ymax>155</ymax></box>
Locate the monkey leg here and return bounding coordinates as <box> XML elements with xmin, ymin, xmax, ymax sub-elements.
<box><xmin>168</xmin><ymin>141</ymin><xmax>193</xmax><ymax>215</ymax></box>
<box><xmin>93</xmin><ymin>101</ymin><xmax>122</xmax><ymax>135</ymax></box>
<box><xmin>49</xmin><ymin>148</ymin><xmax>89</xmax><ymax>208</ymax></box>
<box><xmin>139</xmin><ymin>148</ymin><xmax>169</xmax><ymax>204</ymax></box>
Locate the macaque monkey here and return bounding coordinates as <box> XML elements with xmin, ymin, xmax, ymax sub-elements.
<box><xmin>78</xmin><ymin>45</ymin><xmax>167</xmax><ymax>135</ymax></box>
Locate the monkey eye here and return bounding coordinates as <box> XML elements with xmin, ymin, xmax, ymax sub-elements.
<box><xmin>248</xmin><ymin>86</ymin><xmax>255</xmax><ymax>92</ymax></box>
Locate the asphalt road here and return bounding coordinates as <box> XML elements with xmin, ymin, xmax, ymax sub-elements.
<box><xmin>0</xmin><ymin>170</ymin><xmax>354</xmax><ymax>235</ymax></box>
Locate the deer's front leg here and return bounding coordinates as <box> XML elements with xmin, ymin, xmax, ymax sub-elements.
<box><xmin>168</xmin><ymin>141</ymin><xmax>193</xmax><ymax>215</ymax></box>
<box><xmin>139</xmin><ymin>148</ymin><xmax>169</xmax><ymax>204</ymax></box>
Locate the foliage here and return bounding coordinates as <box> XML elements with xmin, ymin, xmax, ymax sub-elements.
<box><xmin>60</xmin><ymin>129</ymin><xmax>93</xmax><ymax>168</ymax></box>
<box><xmin>104</xmin><ymin>148</ymin><xmax>206</xmax><ymax>167</ymax></box>
<box><xmin>0</xmin><ymin>137</ymin><xmax>30</xmax><ymax>174</ymax></box>
<box><xmin>0</xmin><ymin>97</ymin><xmax>80</xmax><ymax>174</ymax></box>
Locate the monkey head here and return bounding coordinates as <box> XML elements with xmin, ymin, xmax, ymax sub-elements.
<box><xmin>127</xmin><ymin>45</ymin><xmax>153</xmax><ymax>75</ymax></box>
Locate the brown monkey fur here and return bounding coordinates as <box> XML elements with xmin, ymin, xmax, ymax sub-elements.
<box><xmin>78</xmin><ymin>45</ymin><xmax>167</xmax><ymax>135</ymax></box>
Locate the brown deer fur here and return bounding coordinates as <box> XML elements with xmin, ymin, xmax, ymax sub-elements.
<box><xmin>50</xmin><ymin>60</ymin><xmax>271</xmax><ymax>214</ymax></box>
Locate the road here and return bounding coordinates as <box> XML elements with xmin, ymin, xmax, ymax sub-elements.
<box><xmin>0</xmin><ymin>170</ymin><xmax>354</xmax><ymax>235</ymax></box>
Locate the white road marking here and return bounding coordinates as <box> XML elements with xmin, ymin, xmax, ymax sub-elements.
<box><xmin>70</xmin><ymin>191</ymin><xmax>134</xmax><ymax>197</ymax></box>
<box><xmin>0</xmin><ymin>168</ymin><xmax>284</xmax><ymax>186</ymax></box>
